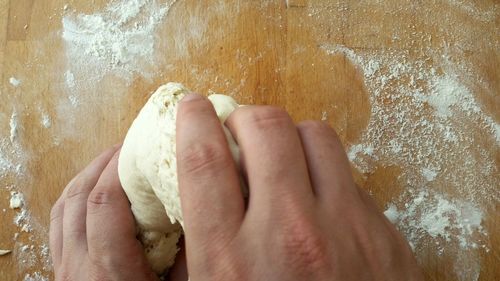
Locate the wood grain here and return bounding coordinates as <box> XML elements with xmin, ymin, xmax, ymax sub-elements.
<box><xmin>0</xmin><ymin>0</ymin><xmax>498</xmax><ymax>280</ymax></box>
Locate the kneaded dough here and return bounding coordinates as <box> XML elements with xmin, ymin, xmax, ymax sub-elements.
<box><xmin>118</xmin><ymin>83</ymin><xmax>241</xmax><ymax>274</ymax></box>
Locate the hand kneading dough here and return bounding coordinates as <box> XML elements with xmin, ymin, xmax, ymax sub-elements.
<box><xmin>118</xmin><ymin>82</ymin><xmax>241</xmax><ymax>274</ymax></box>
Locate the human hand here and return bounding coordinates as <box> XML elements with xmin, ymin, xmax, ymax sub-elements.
<box><xmin>176</xmin><ymin>94</ymin><xmax>424</xmax><ymax>281</ymax></box>
<box><xmin>49</xmin><ymin>145</ymin><xmax>165</xmax><ymax>281</ymax></box>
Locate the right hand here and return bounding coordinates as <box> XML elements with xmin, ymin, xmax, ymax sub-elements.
<box><xmin>175</xmin><ymin>94</ymin><xmax>423</xmax><ymax>281</ymax></box>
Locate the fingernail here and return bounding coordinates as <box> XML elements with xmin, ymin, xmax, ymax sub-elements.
<box><xmin>181</xmin><ymin>93</ymin><xmax>203</xmax><ymax>102</ymax></box>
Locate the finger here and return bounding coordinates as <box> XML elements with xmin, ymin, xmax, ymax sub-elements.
<box><xmin>86</xmin><ymin>149</ymin><xmax>150</xmax><ymax>272</ymax></box>
<box><xmin>296</xmin><ymin>121</ymin><xmax>357</xmax><ymax>204</ymax></box>
<box><xmin>49</xmin><ymin>175</ymin><xmax>80</xmax><ymax>271</ymax></box>
<box><xmin>62</xmin><ymin>145</ymin><xmax>120</xmax><ymax>257</ymax></box>
<box><xmin>225</xmin><ymin>106</ymin><xmax>314</xmax><ymax>212</ymax></box>
<box><xmin>49</xmin><ymin>196</ymin><xmax>64</xmax><ymax>270</ymax></box>
<box><xmin>167</xmin><ymin>238</ymin><xmax>188</xmax><ymax>281</ymax></box>
<box><xmin>176</xmin><ymin>94</ymin><xmax>244</xmax><ymax>248</ymax></box>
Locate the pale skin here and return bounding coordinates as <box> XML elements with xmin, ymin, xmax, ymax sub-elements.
<box><xmin>49</xmin><ymin>94</ymin><xmax>424</xmax><ymax>281</ymax></box>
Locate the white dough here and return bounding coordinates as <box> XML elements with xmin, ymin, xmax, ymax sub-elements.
<box><xmin>118</xmin><ymin>83</ymin><xmax>241</xmax><ymax>274</ymax></box>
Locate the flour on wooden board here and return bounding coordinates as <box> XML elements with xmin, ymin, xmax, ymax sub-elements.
<box><xmin>9</xmin><ymin>109</ymin><xmax>19</xmax><ymax>143</ymax></box>
<box><xmin>3</xmin><ymin>1</ymin><xmax>179</xmax><ymax>280</ymax></box>
<box><xmin>1</xmin><ymin>122</ymin><xmax>49</xmax><ymax>279</ymax></box>
<box><xmin>0</xmin><ymin>249</ymin><xmax>12</xmax><ymax>255</ymax></box>
<box><xmin>9</xmin><ymin>77</ymin><xmax>21</xmax><ymax>87</ymax></box>
<box><xmin>40</xmin><ymin>113</ymin><xmax>51</xmax><ymax>129</ymax></box>
<box><xmin>10</xmin><ymin>191</ymin><xmax>24</xmax><ymax>209</ymax></box>
<box><xmin>23</xmin><ymin>272</ymin><xmax>49</xmax><ymax>281</ymax></box>
<box><xmin>64</xmin><ymin>70</ymin><xmax>75</xmax><ymax>89</ymax></box>
<box><xmin>61</xmin><ymin>0</ymin><xmax>177</xmax><ymax>84</ymax></box>
<box><xmin>320</xmin><ymin>42</ymin><xmax>498</xmax><ymax>280</ymax></box>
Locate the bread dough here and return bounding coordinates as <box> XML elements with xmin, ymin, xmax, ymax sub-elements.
<box><xmin>118</xmin><ymin>83</ymin><xmax>241</xmax><ymax>274</ymax></box>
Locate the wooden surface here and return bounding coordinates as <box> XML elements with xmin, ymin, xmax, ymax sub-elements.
<box><xmin>0</xmin><ymin>0</ymin><xmax>498</xmax><ymax>280</ymax></box>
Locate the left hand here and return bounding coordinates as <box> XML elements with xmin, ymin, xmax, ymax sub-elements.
<box><xmin>49</xmin><ymin>144</ymin><xmax>185</xmax><ymax>281</ymax></box>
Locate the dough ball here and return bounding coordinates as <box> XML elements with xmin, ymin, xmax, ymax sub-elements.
<box><xmin>118</xmin><ymin>83</ymin><xmax>241</xmax><ymax>274</ymax></box>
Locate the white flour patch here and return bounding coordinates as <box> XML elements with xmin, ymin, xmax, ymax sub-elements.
<box><xmin>9</xmin><ymin>191</ymin><xmax>24</xmax><ymax>209</ymax></box>
<box><xmin>9</xmin><ymin>77</ymin><xmax>21</xmax><ymax>87</ymax></box>
<box><xmin>62</xmin><ymin>0</ymin><xmax>177</xmax><ymax>83</ymax></box>
<box><xmin>421</xmin><ymin>167</ymin><xmax>438</xmax><ymax>182</ymax></box>
<box><xmin>9</xmin><ymin>110</ymin><xmax>19</xmax><ymax>143</ymax></box>
<box><xmin>14</xmin><ymin>209</ymin><xmax>32</xmax><ymax>233</ymax></box>
<box><xmin>10</xmin><ymin>195</ymin><xmax>50</xmax><ymax>277</ymax></box>
<box><xmin>0</xmin><ymin>249</ymin><xmax>12</xmax><ymax>255</ymax></box>
<box><xmin>41</xmin><ymin>113</ymin><xmax>51</xmax><ymax>129</ymax></box>
<box><xmin>424</xmin><ymin>76</ymin><xmax>482</xmax><ymax>119</ymax></box>
<box><xmin>494</xmin><ymin>123</ymin><xmax>500</xmax><ymax>144</ymax></box>
<box><xmin>0</xmin><ymin>151</ymin><xmax>14</xmax><ymax>176</ymax></box>
<box><xmin>68</xmin><ymin>94</ymin><xmax>79</xmax><ymax>107</ymax></box>
<box><xmin>23</xmin><ymin>272</ymin><xmax>49</xmax><ymax>281</ymax></box>
<box><xmin>383</xmin><ymin>204</ymin><xmax>399</xmax><ymax>224</ymax></box>
<box><xmin>446</xmin><ymin>0</ymin><xmax>497</xmax><ymax>22</ymax></box>
<box><xmin>385</xmin><ymin>191</ymin><xmax>487</xmax><ymax>281</ymax></box>
<box><xmin>0</xmin><ymin>139</ymin><xmax>25</xmax><ymax>178</ymax></box>
<box><xmin>64</xmin><ymin>70</ymin><xmax>75</xmax><ymax>89</ymax></box>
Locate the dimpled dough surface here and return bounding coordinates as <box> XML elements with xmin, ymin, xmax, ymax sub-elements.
<box><xmin>118</xmin><ymin>83</ymin><xmax>240</xmax><ymax>274</ymax></box>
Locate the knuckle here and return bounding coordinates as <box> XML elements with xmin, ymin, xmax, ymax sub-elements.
<box><xmin>242</xmin><ymin>106</ymin><xmax>292</xmax><ymax>130</ymax></box>
<box><xmin>65</xmin><ymin>176</ymin><xmax>93</xmax><ymax>200</ymax></box>
<box><xmin>87</xmin><ymin>190</ymin><xmax>112</xmax><ymax>212</ymax></box>
<box><xmin>298</xmin><ymin>120</ymin><xmax>339</xmax><ymax>140</ymax></box>
<box><xmin>50</xmin><ymin>201</ymin><xmax>64</xmax><ymax>222</ymax></box>
<box><xmin>65</xmin><ymin>188</ymin><xmax>90</xmax><ymax>202</ymax></box>
<box><xmin>179</xmin><ymin>142</ymin><xmax>232</xmax><ymax>175</ymax></box>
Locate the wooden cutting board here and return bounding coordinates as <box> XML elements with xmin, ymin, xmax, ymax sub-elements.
<box><xmin>1</xmin><ymin>0</ymin><xmax>498</xmax><ymax>280</ymax></box>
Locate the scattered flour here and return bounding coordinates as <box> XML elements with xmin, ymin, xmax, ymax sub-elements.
<box><xmin>9</xmin><ymin>191</ymin><xmax>24</xmax><ymax>209</ymax></box>
<box><xmin>0</xmin><ymin>151</ymin><xmax>14</xmax><ymax>176</ymax></box>
<box><xmin>383</xmin><ymin>204</ymin><xmax>399</xmax><ymax>224</ymax></box>
<box><xmin>423</xmin><ymin>76</ymin><xmax>481</xmax><ymax>119</ymax></box>
<box><xmin>41</xmin><ymin>113</ymin><xmax>51</xmax><ymax>128</ymax></box>
<box><xmin>1</xmin><ymin>133</ymin><xmax>48</xmax><ymax>278</ymax></box>
<box><xmin>321</xmin><ymin>111</ymin><xmax>328</xmax><ymax>121</ymax></box>
<box><xmin>64</xmin><ymin>70</ymin><xmax>75</xmax><ymax>89</ymax></box>
<box><xmin>321</xmin><ymin>42</ymin><xmax>498</xmax><ymax>280</ymax></box>
<box><xmin>0</xmin><ymin>249</ymin><xmax>12</xmax><ymax>255</ymax></box>
<box><xmin>394</xmin><ymin>191</ymin><xmax>485</xmax><ymax>250</ymax></box>
<box><xmin>421</xmin><ymin>167</ymin><xmax>438</xmax><ymax>182</ymax></box>
<box><xmin>0</xmin><ymin>138</ymin><xmax>25</xmax><ymax>178</ymax></box>
<box><xmin>494</xmin><ymin>123</ymin><xmax>500</xmax><ymax>144</ymax></box>
<box><xmin>62</xmin><ymin>0</ymin><xmax>177</xmax><ymax>82</ymax></box>
<box><xmin>23</xmin><ymin>272</ymin><xmax>49</xmax><ymax>281</ymax></box>
<box><xmin>9</xmin><ymin>110</ymin><xmax>19</xmax><ymax>143</ymax></box>
<box><xmin>9</xmin><ymin>77</ymin><xmax>21</xmax><ymax>87</ymax></box>
<box><xmin>68</xmin><ymin>94</ymin><xmax>79</xmax><ymax>107</ymax></box>
<box><xmin>446</xmin><ymin>0</ymin><xmax>497</xmax><ymax>22</ymax></box>
<box><xmin>14</xmin><ymin>209</ymin><xmax>32</xmax><ymax>233</ymax></box>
